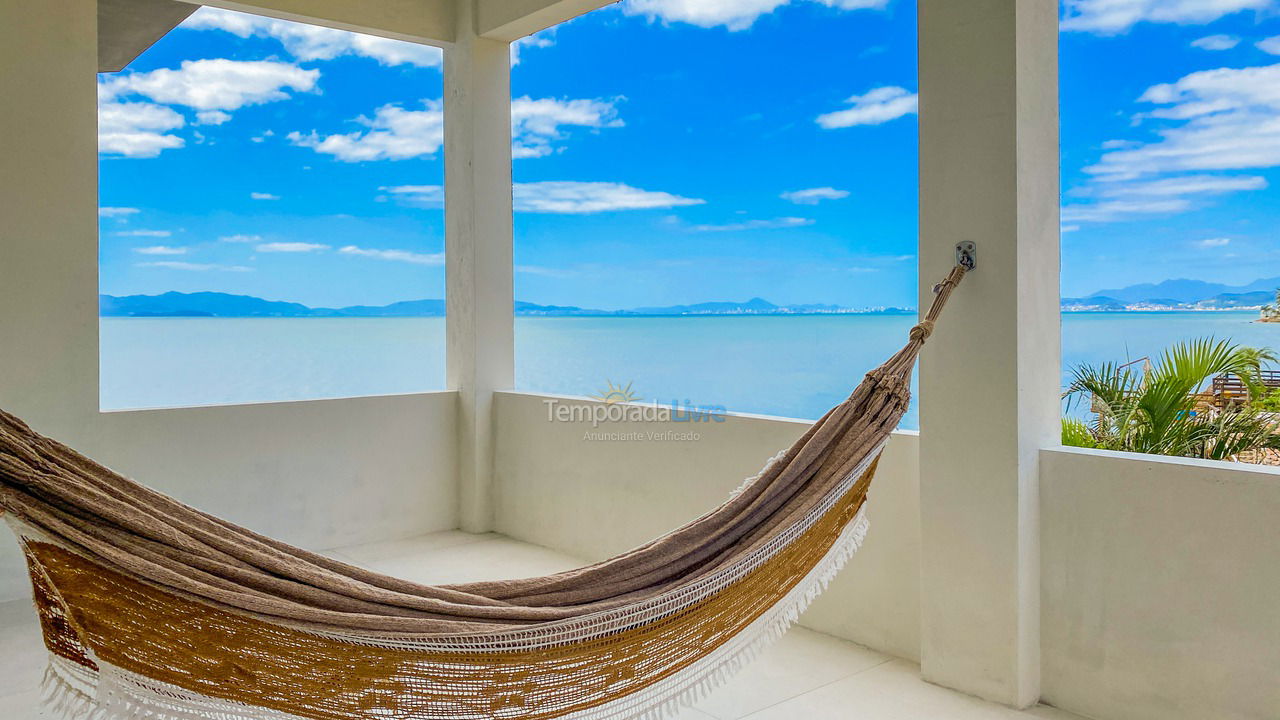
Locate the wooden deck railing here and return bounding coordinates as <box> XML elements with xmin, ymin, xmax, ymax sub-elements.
<box><xmin>1210</xmin><ymin>370</ymin><xmax>1280</xmax><ymax>407</ymax></box>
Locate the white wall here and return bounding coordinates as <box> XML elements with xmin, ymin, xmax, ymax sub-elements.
<box><xmin>492</xmin><ymin>391</ymin><xmax>923</xmax><ymax>660</ymax></box>
<box><xmin>0</xmin><ymin>0</ymin><xmax>458</xmax><ymax>603</ymax></box>
<box><xmin>1040</xmin><ymin>447</ymin><xmax>1280</xmax><ymax>720</ymax></box>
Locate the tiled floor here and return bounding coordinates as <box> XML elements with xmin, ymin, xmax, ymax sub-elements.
<box><xmin>0</xmin><ymin>531</ymin><xmax>1086</xmax><ymax>720</ymax></box>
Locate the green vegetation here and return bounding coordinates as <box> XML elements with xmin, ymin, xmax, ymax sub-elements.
<box><xmin>1062</xmin><ymin>338</ymin><xmax>1280</xmax><ymax>461</ymax></box>
<box><xmin>1256</xmin><ymin>388</ymin><xmax>1280</xmax><ymax>413</ymax></box>
<box><xmin>1060</xmin><ymin>417</ymin><xmax>1097</xmax><ymax>449</ymax></box>
<box><xmin>1264</xmin><ymin>288</ymin><xmax>1280</xmax><ymax>321</ymax></box>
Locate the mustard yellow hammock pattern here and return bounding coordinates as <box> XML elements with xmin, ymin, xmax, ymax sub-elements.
<box><xmin>0</xmin><ymin>266</ymin><xmax>968</xmax><ymax>720</ymax></box>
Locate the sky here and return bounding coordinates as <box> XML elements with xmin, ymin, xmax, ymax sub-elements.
<box><xmin>98</xmin><ymin>0</ymin><xmax>1280</xmax><ymax>310</ymax></box>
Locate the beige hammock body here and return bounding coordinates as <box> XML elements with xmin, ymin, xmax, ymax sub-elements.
<box><xmin>0</xmin><ymin>267</ymin><xmax>967</xmax><ymax>720</ymax></box>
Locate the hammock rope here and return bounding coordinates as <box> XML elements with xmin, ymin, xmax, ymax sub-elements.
<box><xmin>0</xmin><ymin>264</ymin><xmax>968</xmax><ymax>720</ymax></box>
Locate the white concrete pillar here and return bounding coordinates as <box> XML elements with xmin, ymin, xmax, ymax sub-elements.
<box><xmin>917</xmin><ymin>0</ymin><xmax>1059</xmax><ymax>707</ymax></box>
<box><xmin>444</xmin><ymin>1</ymin><xmax>515</xmax><ymax>533</ymax></box>
<box><xmin>0</xmin><ymin>0</ymin><xmax>100</xmax><ymax>434</ymax></box>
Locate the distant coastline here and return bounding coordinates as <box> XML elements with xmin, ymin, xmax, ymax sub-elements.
<box><xmin>100</xmin><ymin>275</ymin><xmax>1280</xmax><ymax>319</ymax></box>
<box><xmin>1061</xmin><ymin>305</ymin><xmax>1267</xmax><ymax>313</ymax></box>
<box><xmin>99</xmin><ymin>292</ymin><xmax>915</xmax><ymax>318</ymax></box>
<box><xmin>1060</xmin><ymin>299</ymin><xmax>1271</xmax><ymax>313</ymax></box>
<box><xmin>1059</xmin><ymin>304</ymin><xmax>1259</xmax><ymax>311</ymax></box>
<box><xmin>1061</xmin><ymin>275</ymin><xmax>1279</xmax><ymax>313</ymax></box>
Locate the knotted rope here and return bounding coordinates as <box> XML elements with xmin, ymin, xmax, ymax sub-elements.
<box><xmin>875</xmin><ymin>263</ymin><xmax>969</xmax><ymax>384</ymax></box>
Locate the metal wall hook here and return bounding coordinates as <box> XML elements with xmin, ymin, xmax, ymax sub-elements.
<box><xmin>933</xmin><ymin>242</ymin><xmax>977</xmax><ymax>293</ymax></box>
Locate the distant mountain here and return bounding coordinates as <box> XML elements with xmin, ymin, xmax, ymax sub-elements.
<box><xmin>325</xmin><ymin>299</ymin><xmax>446</xmax><ymax>317</ymax></box>
<box><xmin>1061</xmin><ymin>296</ymin><xmax>1126</xmax><ymax>311</ymax></box>
<box><xmin>631</xmin><ymin>297</ymin><xmax>778</xmax><ymax>315</ymax></box>
<box><xmin>1062</xmin><ymin>277</ymin><xmax>1280</xmax><ymax>312</ymax></box>
<box><xmin>513</xmin><ymin>301</ymin><xmax>615</xmax><ymax>316</ymax></box>
<box><xmin>100</xmin><ymin>292</ymin><xmax>900</xmax><ymax>318</ymax></box>
<box><xmin>1085</xmin><ymin>277</ymin><xmax>1280</xmax><ymax>304</ymax></box>
<box><xmin>626</xmin><ymin>298</ymin><xmax>912</xmax><ymax>316</ymax></box>
<box><xmin>100</xmin><ymin>292</ymin><xmax>315</xmax><ymax>318</ymax></box>
<box><xmin>1193</xmin><ymin>291</ymin><xmax>1274</xmax><ymax>309</ymax></box>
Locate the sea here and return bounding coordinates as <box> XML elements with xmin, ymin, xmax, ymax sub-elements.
<box><xmin>100</xmin><ymin>312</ymin><xmax>1279</xmax><ymax>430</ymax></box>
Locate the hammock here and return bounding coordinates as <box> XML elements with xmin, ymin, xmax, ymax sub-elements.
<box><xmin>0</xmin><ymin>265</ymin><xmax>967</xmax><ymax>720</ymax></box>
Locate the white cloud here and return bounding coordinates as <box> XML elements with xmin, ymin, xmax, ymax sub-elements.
<box><xmin>219</xmin><ymin>234</ymin><xmax>263</xmax><ymax>243</ymax></box>
<box><xmin>1197</xmin><ymin>237</ymin><xmax>1232</xmax><ymax>247</ymax></box>
<box><xmin>1100</xmin><ymin>139</ymin><xmax>1135</xmax><ymax>149</ymax></box>
<box><xmin>1062</xmin><ymin>175</ymin><xmax>1267</xmax><ymax>222</ymax></box>
<box><xmin>115</xmin><ymin>229</ymin><xmax>172</xmax><ymax>237</ymax></box>
<box><xmin>100</xmin><ymin>59</ymin><xmax>318</xmax><ymax>112</ymax></box>
<box><xmin>196</xmin><ymin>110</ymin><xmax>232</xmax><ymax>125</ymax></box>
<box><xmin>516</xmin><ymin>182</ymin><xmax>704</xmax><ymax>213</ymax></box>
<box><xmin>183</xmin><ymin>7</ymin><xmax>443</xmax><ymax>68</ymax></box>
<box><xmin>181</xmin><ymin>7</ymin><xmax>272</xmax><ymax>36</ymax></box>
<box><xmin>137</xmin><ymin>261</ymin><xmax>252</xmax><ymax>272</ymax></box>
<box><xmin>622</xmin><ymin>0</ymin><xmax>888</xmax><ymax>31</ymax></box>
<box><xmin>1089</xmin><ymin>65</ymin><xmax>1280</xmax><ymax>179</ymax></box>
<box><xmin>97</xmin><ymin>58</ymin><xmax>317</xmax><ymax>157</ymax></box>
<box><xmin>1097</xmin><ymin>174</ymin><xmax>1267</xmax><ymax>196</ymax></box>
<box><xmin>290</xmin><ymin>101</ymin><xmax>444</xmax><ymax>161</ymax></box>
<box><xmin>817</xmin><ymin>86</ymin><xmax>917</xmax><ymax>129</ymax></box>
<box><xmin>1065</xmin><ymin>63</ymin><xmax>1280</xmax><ymax>223</ymax></box>
<box><xmin>133</xmin><ymin>245</ymin><xmax>187</xmax><ymax>255</ymax></box>
<box><xmin>516</xmin><ymin>264</ymin><xmax>576</xmax><ymax>277</ymax></box>
<box><xmin>1060</xmin><ymin>0</ymin><xmax>1271</xmax><ymax>34</ymax></box>
<box><xmin>250</xmin><ymin>192</ymin><xmax>281</xmax><ymax>200</ymax></box>
<box><xmin>99</xmin><ymin>207</ymin><xmax>140</xmax><ymax>218</ymax></box>
<box><xmin>382</xmin><ymin>185</ymin><xmax>444</xmax><ymax>206</ymax></box>
<box><xmin>256</xmin><ymin>242</ymin><xmax>329</xmax><ymax>252</ymax></box>
<box><xmin>338</xmin><ymin>246</ymin><xmax>445</xmax><ymax>265</ymax></box>
<box><xmin>347</xmin><ymin>35</ymin><xmax>443</xmax><ymax>67</ymax></box>
<box><xmin>1191</xmin><ymin>34</ymin><xmax>1241</xmax><ymax>50</ymax></box>
<box><xmin>1062</xmin><ymin>197</ymin><xmax>1200</xmax><ymax>223</ymax></box>
<box><xmin>1258</xmin><ymin>36</ymin><xmax>1280</xmax><ymax>54</ymax></box>
<box><xmin>293</xmin><ymin>96</ymin><xmax>621</xmax><ymax>162</ymax></box>
<box><xmin>512</xmin><ymin>32</ymin><xmax>555</xmax><ymax>66</ymax></box>
<box><xmin>817</xmin><ymin>0</ymin><xmax>890</xmax><ymax>7</ymax></box>
<box><xmin>624</xmin><ymin>0</ymin><xmax>791</xmax><ymax>31</ymax></box>
<box><xmin>384</xmin><ymin>182</ymin><xmax>704</xmax><ymax>214</ymax></box>
<box><xmin>98</xmin><ymin>101</ymin><xmax>185</xmax><ymax>158</ymax></box>
<box><xmin>690</xmin><ymin>217</ymin><xmax>815</xmax><ymax>231</ymax></box>
<box><xmin>512</xmin><ymin>96</ymin><xmax>622</xmax><ymax>158</ymax></box>
<box><xmin>781</xmin><ymin>187</ymin><xmax>850</xmax><ymax>204</ymax></box>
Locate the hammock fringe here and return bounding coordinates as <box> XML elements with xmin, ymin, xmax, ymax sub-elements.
<box><xmin>576</xmin><ymin>509</ymin><xmax>871</xmax><ymax>720</ymax></box>
<box><xmin>43</xmin><ymin>656</ymin><xmax>103</xmax><ymax>720</ymax></box>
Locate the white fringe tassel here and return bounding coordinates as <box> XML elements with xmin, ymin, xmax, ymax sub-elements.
<box><xmin>561</xmin><ymin>507</ymin><xmax>870</xmax><ymax>720</ymax></box>
<box><xmin>42</xmin><ymin>655</ymin><xmax>104</xmax><ymax>720</ymax></box>
<box><xmin>35</xmin><ymin>508</ymin><xmax>870</xmax><ymax>720</ymax></box>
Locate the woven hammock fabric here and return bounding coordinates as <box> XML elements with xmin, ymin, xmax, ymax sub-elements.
<box><xmin>0</xmin><ymin>267</ymin><xmax>966</xmax><ymax>720</ymax></box>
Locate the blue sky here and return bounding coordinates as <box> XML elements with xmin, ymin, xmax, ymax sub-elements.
<box><xmin>98</xmin><ymin>0</ymin><xmax>1280</xmax><ymax>310</ymax></box>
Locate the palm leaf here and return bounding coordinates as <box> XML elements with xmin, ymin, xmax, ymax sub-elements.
<box><xmin>1064</xmin><ymin>336</ymin><xmax>1278</xmax><ymax>461</ymax></box>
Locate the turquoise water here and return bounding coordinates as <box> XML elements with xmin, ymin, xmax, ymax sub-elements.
<box><xmin>516</xmin><ymin>315</ymin><xmax>921</xmax><ymax>424</ymax></box>
<box><xmin>101</xmin><ymin>312</ymin><xmax>1279</xmax><ymax>429</ymax></box>
<box><xmin>100</xmin><ymin>318</ymin><xmax>447</xmax><ymax>411</ymax></box>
